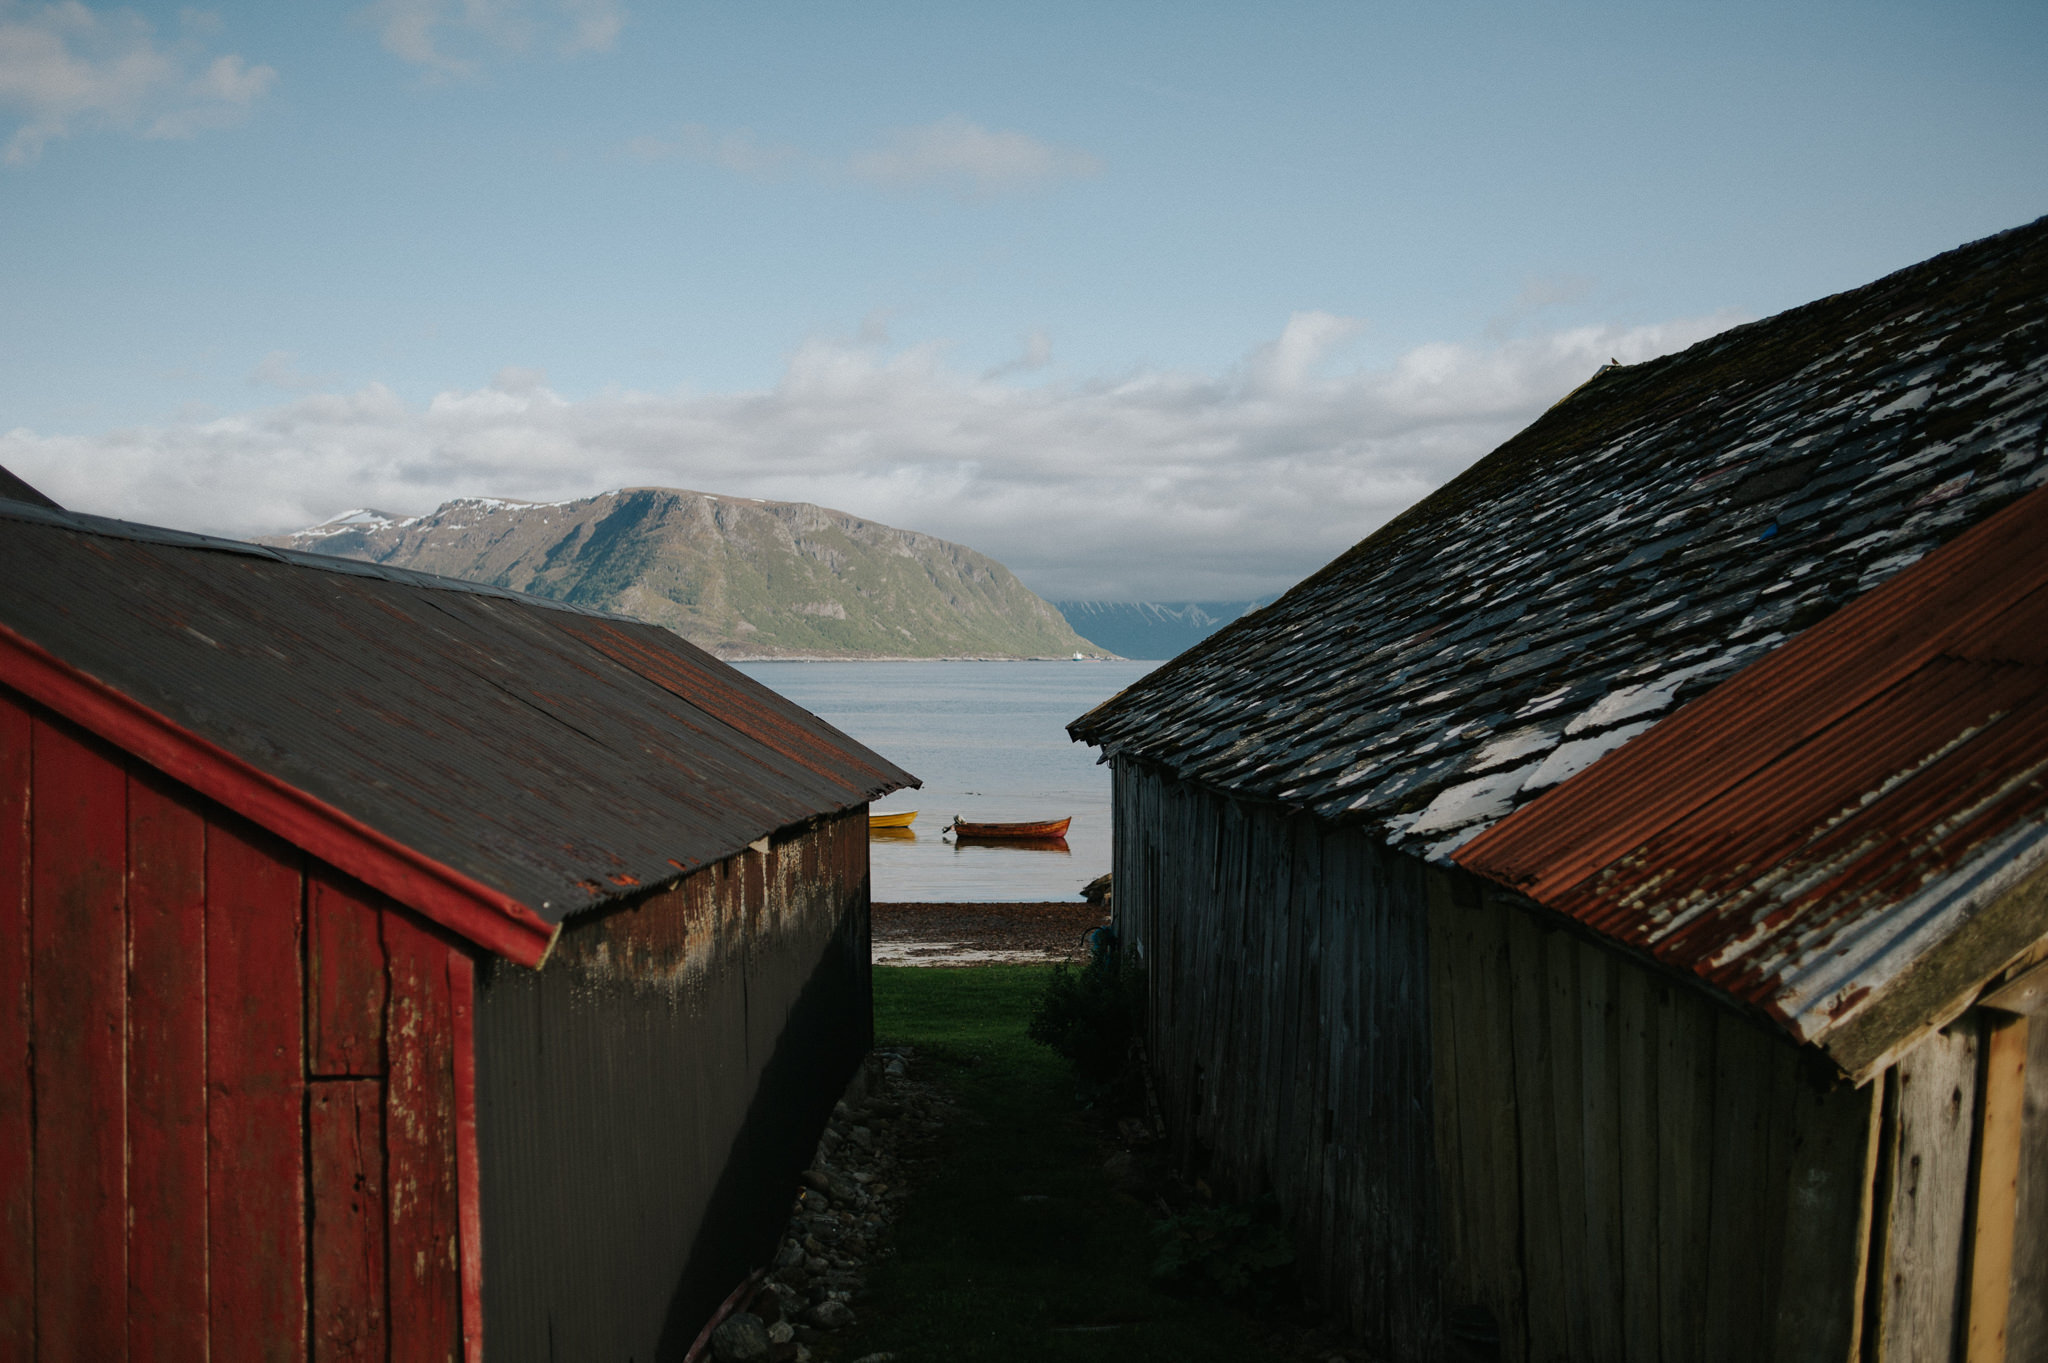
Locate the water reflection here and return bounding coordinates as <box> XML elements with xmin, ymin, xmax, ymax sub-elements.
<box><xmin>869</xmin><ymin>827</ymin><xmax>918</xmax><ymax>843</ymax></box>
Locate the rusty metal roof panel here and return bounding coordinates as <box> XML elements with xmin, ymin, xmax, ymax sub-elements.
<box><xmin>1070</xmin><ymin>217</ymin><xmax>2048</xmax><ymax>866</ymax></box>
<box><xmin>1455</xmin><ymin>485</ymin><xmax>2048</xmax><ymax>1053</ymax></box>
<box><xmin>0</xmin><ymin>498</ymin><xmax>916</xmax><ymax>926</ymax></box>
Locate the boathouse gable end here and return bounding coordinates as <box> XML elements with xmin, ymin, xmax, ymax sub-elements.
<box><xmin>1076</xmin><ymin>218</ymin><xmax>2048</xmax><ymax>1361</ymax></box>
<box><xmin>0</xmin><ymin>498</ymin><xmax>913</xmax><ymax>1363</ymax></box>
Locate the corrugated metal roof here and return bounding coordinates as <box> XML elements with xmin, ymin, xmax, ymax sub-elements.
<box><xmin>0</xmin><ymin>498</ymin><xmax>916</xmax><ymax>928</ymax></box>
<box><xmin>1070</xmin><ymin>216</ymin><xmax>2048</xmax><ymax>863</ymax></box>
<box><xmin>1455</xmin><ymin>485</ymin><xmax>2048</xmax><ymax>1060</ymax></box>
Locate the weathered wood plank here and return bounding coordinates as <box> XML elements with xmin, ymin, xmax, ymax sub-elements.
<box><xmin>311</xmin><ymin>1079</ymin><xmax>388</xmax><ymax>1362</ymax></box>
<box><xmin>31</xmin><ymin>716</ymin><xmax>129</xmax><ymax>1362</ymax></box>
<box><xmin>1878</xmin><ymin>1018</ymin><xmax>1980</xmax><ymax>1363</ymax></box>
<box><xmin>1542</xmin><ymin>924</ymin><xmax>1592</xmax><ymax>1359</ymax></box>
<box><xmin>448</xmin><ymin>949</ymin><xmax>482</xmax><ymax>1363</ymax></box>
<box><xmin>127</xmin><ymin>771</ymin><xmax>210</xmax><ymax>1363</ymax></box>
<box><xmin>0</xmin><ymin>691</ymin><xmax>33</xmax><ymax>1353</ymax></box>
<box><xmin>2005</xmin><ymin>1004</ymin><xmax>2048</xmax><ymax>1363</ymax></box>
<box><xmin>310</xmin><ymin>870</ymin><xmax>389</xmax><ymax>1078</ymax></box>
<box><xmin>1507</xmin><ymin>907</ymin><xmax>1570</xmax><ymax>1363</ymax></box>
<box><xmin>384</xmin><ymin>908</ymin><xmax>461</xmax><ymax>1363</ymax></box>
<box><xmin>1614</xmin><ymin>957</ymin><xmax>1661</xmax><ymax>1363</ymax></box>
<box><xmin>206</xmin><ymin>815</ymin><xmax>308</xmax><ymax>1363</ymax></box>
<box><xmin>1703</xmin><ymin>1010</ymin><xmax>1779</xmax><ymax>1361</ymax></box>
<box><xmin>1769</xmin><ymin>1068</ymin><xmax>1878</xmax><ymax>1363</ymax></box>
<box><xmin>1426</xmin><ymin>870</ymin><xmax>1473</xmax><ymax>1304</ymax></box>
<box><xmin>1576</xmin><ymin>937</ymin><xmax>1624</xmax><ymax>1363</ymax></box>
<box><xmin>1471</xmin><ymin>892</ymin><xmax>1527</xmax><ymax>1362</ymax></box>
<box><xmin>1964</xmin><ymin>1014</ymin><xmax>2027</xmax><ymax>1363</ymax></box>
<box><xmin>1655</xmin><ymin>984</ymin><xmax>1716</xmax><ymax>1363</ymax></box>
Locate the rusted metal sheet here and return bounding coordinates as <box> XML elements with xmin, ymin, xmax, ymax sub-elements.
<box><xmin>0</xmin><ymin>499</ymin><xmax>915</xmax><ymax>934</ymax></box>
<box><xmin>1072</xmin><ymin>217</ymin><xmax>2048</xmax><ymax>867</ymax></box>
<box><xmin>1456</xmin><ymin>485</ymin><xmax>2048</xmax><ymax>1057</ymax></box>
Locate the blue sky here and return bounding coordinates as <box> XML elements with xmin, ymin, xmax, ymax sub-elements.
<box><xmin>2</xmin><ymin>1</ymin><xmax>2043</xmax><ymax>599</ymax></box>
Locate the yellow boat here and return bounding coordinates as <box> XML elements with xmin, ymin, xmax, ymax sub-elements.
<box><xmin>868</xmin><ymin>809</ymin><xmax>918</xmax><ymax>829</ymax></box>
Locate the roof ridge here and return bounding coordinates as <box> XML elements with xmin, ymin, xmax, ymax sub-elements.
<box><xmin>0</xmin><ymin>496</ymin><xmax>635</xmax><ymax>623</ymax></box>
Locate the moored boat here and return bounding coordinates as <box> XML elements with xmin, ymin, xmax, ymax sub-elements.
<box><xmin>944</xmin><ymin>816</ymin><xmax>1072</xmax><ymax>839</ymax></box>
<box><xmin>869</xmin><ymin>809</ymin><xmax>918</xmax><ymax>829</ymax></box>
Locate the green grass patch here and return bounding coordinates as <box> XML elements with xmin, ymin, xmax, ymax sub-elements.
<box><xmin>828</xmin><ymin>966</ymin><xmax>1296</xmax><ymax>1363</ymax></box>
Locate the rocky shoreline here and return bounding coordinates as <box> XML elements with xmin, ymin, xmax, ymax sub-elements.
<box><xmin>699</xmin><ymin>1047</ymin><xmax>951</xmax><ymax>1363</ymax></box>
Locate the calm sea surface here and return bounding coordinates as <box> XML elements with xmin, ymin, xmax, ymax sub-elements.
<box><xmin>735</xmin><ymin>660</ymin><xmax>1159</xmax><ymax>902</ymax></box>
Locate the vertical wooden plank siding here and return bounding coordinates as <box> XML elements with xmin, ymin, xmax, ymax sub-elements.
<box><xmin>1112</xmin><ymin>759</ymin><xmax>1442</xmax><ymax>1359</ymax></box>
<box><xmin>0</xmin><ymin>690</ymin><xmax>33</xmax><ymax>1353</ymax></box>
<box><xmin>1703</xmin><ymin>1010</ymin><xmax>1784</xmax><ymax>1359</ymax></box>
<box><xmin>1574</xmin><ymin>938</ymin><xmax>1625</xmax><ymax>1363</ymax></box>
<box><xmin>1877</xmin><ymin>1020</ymin><xmax>1980</xmax><ymax>1363</ymax></box>
<box><xmin>2005</xmin><ymin>1004</ymin><xmax>2048</xmax><ymax>1363</ymax></box>
<box><xmin>206</xmin><ymin>816</ymin><xmax>308</xmax><ymax>1363</ymax></box>
<box><xmin>310</xmin><ymin>870</ymin><xmax>389</xmax><ymax>1076</ymax></box>
<box><xmin>1613</xmin><ymin>961</ymin><xmax>1663</xmax><ymax>1363</ymax></box>
<box><xmin>1655</xmin><ymin>982</ymin><xmax>1717</xmax><ymax>1363</ymax></box>
<box><xmin>447</xmin><ymin>949</ymin><xmax>483</xmax><ymax>1363</ymax></box>
<box><xmin>30</xmin><ymin>715</ymin><xmax>129</xmax><ymax>1363</ymax></box>
<box><xmin>1963</xmin><ymin>1014</ymin><xmax>2027</xmax><ymax>1363</ymax></box>
<box><xmin>1425</xmin><ymin>875</ymin><xmax>1529</xmax><ymax>1360</ymax></box>
<box><xmin>127</xmin><ymin>771</ymin><xmax>211</xmax><ymax>1363</ymax></box>
<box><xmin>384</xmin><ymin>910</ymin><xmax>461</xmax><ymax>1363</ymax></box>
<box><xmin>310</xmin><ymin>1080</ymin><xmax>388</xmax><ymax>1362</ymax></box>
<box><xmin>1769</xmin><ymin>1072</ymin><xmax>1879</xmax><ymax>1363</ymax></box>
<box><xmin>1505</xmin><ymin>907</ymin><xmax>1570</xmax><ymax>1363</ymax></box>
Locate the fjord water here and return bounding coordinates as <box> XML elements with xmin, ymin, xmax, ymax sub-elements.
<box><xmin>737</xmin><ymin>660</ymin><xmax>1159</xmax><ymax>902</ymax></box>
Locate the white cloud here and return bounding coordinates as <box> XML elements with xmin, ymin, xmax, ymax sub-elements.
<box><xmin>1</xmin><ymin>310</ymin><xmax>1742</xmax><ymax>602</ymax></box>
<box><xmin>0</xmin><ymin>1</ymin><xmax>275</xmax><ymax>164</ymax></box>
<box><xmin>847</xmin><ymin>116</ymin><xmax>1101</xmax><ymax>200</ymax></box>
<box><xmin>361</xmin><ymin>0</ymin><xmax>622</xmax><ymax>76</ymax></box>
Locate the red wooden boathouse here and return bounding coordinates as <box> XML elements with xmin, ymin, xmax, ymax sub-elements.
<box><xmin>0</xmin><ymin>478</ymin><xmax>914</xmax><ymax>1362</ymax></box>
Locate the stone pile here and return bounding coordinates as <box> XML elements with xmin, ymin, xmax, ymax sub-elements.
<box><xmin>707</xmin><ymin>1046</ymin><xmax>950</xmax><ymax>1363</ymax></box>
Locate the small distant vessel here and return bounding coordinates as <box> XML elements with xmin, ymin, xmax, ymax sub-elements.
<box><xmin>1072</xmin><ymin>652</ymin><xmax>1085</xmax><ymax>661</ymax></box>
<box><xmin>944</xmin><ymin>816</ymin><xmax>1072</xmax><ymax>839</ymax></box>
<box><xmin>869</xmin><ymin>809</ymin><xmax>918</xmax><ymax>829</ymax></box>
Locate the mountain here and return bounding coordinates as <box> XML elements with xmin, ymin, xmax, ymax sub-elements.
<box><xmin>1051</xmin><ymin>599</ymin><xmax>1275</xmax><ymax>660</ymax></box>
<box><xmin>257</xmin><ymin>488</ymin><xmax>1107</xmax><ymax>661</ymax></box>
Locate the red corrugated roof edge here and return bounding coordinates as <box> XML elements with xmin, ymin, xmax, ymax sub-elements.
<box><xmin>1456</xmin><ymin>483</ymin><xmax>2048</xmax><ymax>1067</ymax></box>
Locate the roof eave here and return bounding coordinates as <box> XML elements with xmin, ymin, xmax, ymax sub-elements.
<box><xmin>0</xmin><ymin>619</ymin><xmax>558</xmax><ymax>968</ymax></box>
<box><xmin>1798</xmin><ymin>823</ymin><xmax>2048</xmax><ymax>1084</ymax></box>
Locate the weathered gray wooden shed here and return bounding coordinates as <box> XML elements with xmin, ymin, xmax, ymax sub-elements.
<box><xmin>1072</xmin><ymin>219</ymin><xmax>2048</xmax><ymax>1363</ymax></box>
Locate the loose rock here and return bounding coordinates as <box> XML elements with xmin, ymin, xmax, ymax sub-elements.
<box><xmin>710</xmin><ymin>1312</ymin><xmax>771</xmax><ymax>1363</ymax></box>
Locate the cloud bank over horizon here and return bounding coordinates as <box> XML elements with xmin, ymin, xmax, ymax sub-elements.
<box><xmin>2</xmin><ymin>310</ymin><xmax>1741</xmax><ymax>602</ymax></box>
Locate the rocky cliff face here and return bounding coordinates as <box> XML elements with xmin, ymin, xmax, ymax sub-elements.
<box><xmin>257</xmin><ymin>488</ymin><xmax>1105</xmax><ymax>660</ymax></box>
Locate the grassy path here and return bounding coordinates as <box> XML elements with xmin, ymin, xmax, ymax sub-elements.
<box><xmin>827</xmin><ymin>965</ymin><xmax>1299</xmax><ymax>1363</ymax></box>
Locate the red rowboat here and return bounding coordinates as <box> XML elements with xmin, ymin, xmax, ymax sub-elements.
<box><xmin>944</xmin><ymin>816</ymin><xmax>1072</xmax><ymax>839</ymax></box>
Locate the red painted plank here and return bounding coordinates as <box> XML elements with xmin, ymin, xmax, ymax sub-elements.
<box><xmin>310</xmin><ymin>871</ymin><xmax>388</xmax><ymax>1077</ymax></box>
<box><xmin>311</xmin><ymin>1079</ymin><xmax>388</xmax><ymax>1363</ymax></box>
<box><xmin>206</xmin><ymin>815</ymin><xmax>307</xmax><ymax>1363</ymax></box>
<box><xmin>31</xmin><ymin>714</ymin><xmax>129</xmax><ymax>1361</ymax></box>
<box><xmin>127</xmin><ymin>770</ymin><xmax>210</xmax><ymax>1363</ymax></box>
<box><xmin>0</xmin><ymin>621</ymin><xmax>554</xmax><ymax>966</ymax></box>
<box><xmin>0</xmin><ymin>690</ymin><xmax>34</xmax><ymax>1351</ymax></box>
<box><xmin>447</xmin><ymin>950</ymin><xmax>483</xmax><ymax>1363</ymax></box>
<box><xmin>384</xmin><ymin>910</ymin><xmax>461</xmax><ymax>1363</ymax></box>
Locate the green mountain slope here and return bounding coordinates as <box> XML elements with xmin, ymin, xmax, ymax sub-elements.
<box><xmin>258</xmin><ymin>488</ymin><xmax>1108</xmax><ymax>660</ymax></box>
